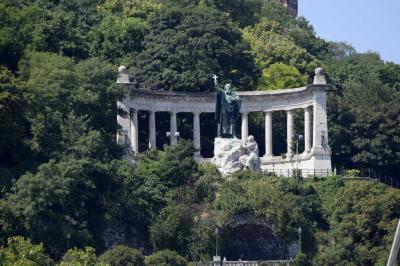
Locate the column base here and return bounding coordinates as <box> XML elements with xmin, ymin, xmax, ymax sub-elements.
<box><xmin>263</xmin><ymin>154</ymin><xmax>273</xmax><ymax>159</ymax></box>
<box><xmin>193</xmin><ymin>152</ymin><xmax>203</xmax><ymax>162</ymax></box>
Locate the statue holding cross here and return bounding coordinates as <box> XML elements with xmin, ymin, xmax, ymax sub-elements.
<box><xmin>214</xmin><ymin>75</ymin><xmax>241</xmax><ymax>138</ymax></box>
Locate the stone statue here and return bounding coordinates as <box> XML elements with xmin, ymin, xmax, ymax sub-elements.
<box><xmin>212</xmin><ymin>135</ymin><xmax>261</xmax><ymax>176</ymax></box>
<box><xmin>239</xmin><ymin>136</ymin><xmax>261</xmax><ymax>172</ymax></box>
<box><xmin>214</xmin><ymin>75</ymin><xmax>241</xmax><ymax>138</ymax></box>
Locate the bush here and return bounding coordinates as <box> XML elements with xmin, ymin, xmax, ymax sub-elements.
<box><xmin>59</xmin><ymin>247</ymin><xmax>106</xmax><ymax>266</ymax></box>
<box><xmin>294</xmin><ymin>252</ymin><xmax>312</xmax><ymax>266</ymax></box>
<box><xmin>0</xmin><ymin>236</ymin><xmax>53</xmax><ymax>266</ymax></box>
<box><xmin>99</xmin><ymin>245</ymin><xmax>145</xmax><ymax>266</ymax></box>
<box><xmin>193</xmin><ymin>163</ymin><xmax>222</xmax><ymax>203</ymax></box>
<box><xmin>144</xmin><ymin>250</ymin><xmax>187</xmax><ymax>266</ymax></box>
<box><xmin>149</xmin><ymin>204</ymin><xmax>194</xmax><ymax>255</ymax></box>
<box><xmin>343</xmin><ymin>169</ymin><xmax>360</xmax><ymax>177</ymax></box>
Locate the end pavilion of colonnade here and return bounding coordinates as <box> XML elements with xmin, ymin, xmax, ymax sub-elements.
<box><xmin>116</xmin><ymin>67</ymin><xmax>332</xmax><ymax>176</ymax></box>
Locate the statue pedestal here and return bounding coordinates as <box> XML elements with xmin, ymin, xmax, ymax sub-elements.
<box><xmin>212</xmin><ymin>136</ymin><xmax>261</xmax><ymax>176</ymax></box>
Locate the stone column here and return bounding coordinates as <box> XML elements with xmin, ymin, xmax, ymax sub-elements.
<box><xmin>170</xmin><ymin>111</ymin><xmax>177</xmax><ymax>145</ymax></box>
<box><xmin>193</xmin><ymin>112</ymin><xmax>201</xmax><ymax>158</ymax></box>
<box><xmin>241</xmin><ymin>112</ymin><xmax>249</xmax><ymax>141</ymax></box>
<box><xmin>312</xmin><ymin>68</ymin><xmax>330</xmax><ymax>155</ymax></box>
<box><xmin>264</xmin><ymin>111</ymin><xmax>273</xmax><ymax>158</ymax></box>
<box><xmin>116</xmin><ymin>98</ymin><xmax>130</xmax><ymax>147</ymax></box>
<box><xmin>304</xmin><ymin>106</ymin><xmax>312</xmax><ymax>153</ymax></box>
<box><xmin>130</xmin><ymin>109</ymin><xmax>139</xmax><ymax>154</ymax></box>
<box><xmin>287</xmin><ymin>110</ymin><xmax>294</xmax><ymax>156</ymax></box>
<box><xmin>148</xmin><ymin>110</ymin><xmax>156</xmax><ymax>148</ymax></box>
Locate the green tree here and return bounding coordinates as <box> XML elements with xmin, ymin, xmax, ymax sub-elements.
<box><xmin>0</xmin><ymin>2</ymin><xmax>46</xmax><ymax>70</ymax></box>
<box><xmin>211</xmin><ymin>0</ymin><xmax>264</xmax><ymax>27</ymax></box>
<box><xmin>99</xmin><ymin>245</ymin><xmax>145</xmax><ymax>266</ymax></box>
<box><xmin>144</xmin><ymin>250</ymin><xmax>187</xmax><ymax>266</ymax></box>
<box><xmin>59</xmin><ymin>247</ymin><xmax>106</xmax><ymax>266</ymax></box>
<box><xmin>136</xmin><ymin>140</ymin><xmax>198</xmax><ymax>188</ymax></box>
<box><xmin>131</xmin><ymin>5</ymin><xmax>260</xmax><ymax>92</ymax></box>
<box><xmin>258</xmin><ymin>63</ymin><xmax>308</xmax><ymax>90</ymax></box>
<box><xmin>0</xmin><ymin>236</ymin><xmax>53</xmax><ymax>266</ymax></box>
<box><xmin>149</xmin><ymin>203</ymin><xmax>194</xmax><ymax>255</ymax></box>
<box><xmin>243</xmin><ymin>18</ymin><xmax>318</xmax><ymax>76</ymax></box>
<box><xmin>20</xmin><ymin>52</ymin><xmax>122</xmax><ymax>160</ymax></box>
<box><xmin>0</xmin><ymin>66</ymin><xmax>29</xmax><ymax>193</ymax></box>
<box><xmin>324</xmin><ymin>53</ymin><xmax>400</xmax><ymax>175</ymax></box>
<box><xmin>89</xmin><ymin>15</ymin><xmax>147</xmax><ymax>64</ymax></box>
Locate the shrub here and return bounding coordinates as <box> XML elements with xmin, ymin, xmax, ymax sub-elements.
<box><xmin>294</xmin><ymin>252</ymin><xmax>312</xmax><ymax>266</ymax></box>
<box><xmin>0</xmin><ymin>236</ymin><xmax>53</xmax><ymax>266</ymax></box>
<box><xmin>144</xmin><ymin>250</ymin><xmax>187</xmax><ymax>266</ymax></box>
<box><xmin>99</xmin><ymin>245</ymin><xmax>145</xmax><ymax>266</ymax></box>
<box><xmin>149</xmin><ymin>204</ymin><xmax>194</xmax><ymax>255</ymax></box>
<box><xmin>343</xmin><ymin>169</ymin><xmax>360</xmax><ymax>177</ymax></box>
<box><xmin>59</xmin><ymin>247</ymin><xmax>106</xmax><ymax>266</ymax></box>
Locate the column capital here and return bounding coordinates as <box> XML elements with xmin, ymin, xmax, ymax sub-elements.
<box><xmin>286</xmin><ymin>109</ymin><xmax>294</xmax><ymax>114</ymax></box>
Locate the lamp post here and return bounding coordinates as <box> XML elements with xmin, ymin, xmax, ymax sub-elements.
<box><xmin>215</xmin><ymin>228</ymin><xmax>219</xmax><ymax>256</ymax></box>
<box><xmin>66</xmin><ymin>233</ymin><xmax>71</xmax><ymax>250</ymax></box>
<box><xmin>296</xmin><ymin>134</ymin><xmax>304</xmax><ymax>170</ymax></box>
<box><xmin>298</xmin><ymin>227</ymin><xmax>302</xmax><ymax>254</ymax></box>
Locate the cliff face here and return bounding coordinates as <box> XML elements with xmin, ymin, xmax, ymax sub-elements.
<box><xmin>280</xmin><ymin>0</ymin><xmax>298</xmax><ymax>17</ymax></box>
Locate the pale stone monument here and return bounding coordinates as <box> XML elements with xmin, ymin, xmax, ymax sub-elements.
<box><xmin>211</xmin><ymin>76</ymin><xmax>261</xmax><ymax>176</ymax></box>
<box><xmin>116</xmin><ymin>67</ymin><xmax>332</xmax><ymax>177</ymax></box>
<box><xmin>212</xmin><ymin>136</ymin><xmax>261</xmax><ymax>176</ymax></box>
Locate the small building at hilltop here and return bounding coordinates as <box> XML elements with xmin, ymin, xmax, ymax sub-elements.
<box><xmin>280</xmin><ymin>0</ymin><xmax>298</xmax><ymax>17</ymax></box>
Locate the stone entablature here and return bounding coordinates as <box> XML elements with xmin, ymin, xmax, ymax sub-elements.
<box><xmin>117</xmin><ymin>67</ymin><xmax>332</xmax><ymax>176</ymax></box>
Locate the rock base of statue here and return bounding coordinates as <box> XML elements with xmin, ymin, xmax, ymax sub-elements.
<box><xmin>212</xmin><ymin>136</ymin><xmax>261</xmax><ymax>176</ymax></box>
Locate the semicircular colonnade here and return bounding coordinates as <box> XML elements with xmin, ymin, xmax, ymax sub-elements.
<box><xmin>116</xmin><ymin>67</ymin><xmax>332</xmax><ymax>176</ymax></box>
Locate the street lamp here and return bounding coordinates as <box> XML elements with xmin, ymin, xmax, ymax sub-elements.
<box><xmin>296</xmin><ymin>134</ymin><xmax>304</xmax><ymax>169</ymax></box>
<box><xmin>297</xmin><ymin>227</ymin><xmax>302</xmax><ymax>254</ymax></box>
<box><xmin>215</xmin><ymin>228</ymin><xmax>219</xmax><ymax>257</ymax></box>
<box><xmin>66</xmin><ymin>233</ymin><xmax>71</xmax><ymax>250</ymax></box>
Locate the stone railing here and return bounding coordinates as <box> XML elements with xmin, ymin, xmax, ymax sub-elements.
<box><xmin>194</xmin><ymin>260</ymin><xmax>294</xmax><ymax>266</ymax></box>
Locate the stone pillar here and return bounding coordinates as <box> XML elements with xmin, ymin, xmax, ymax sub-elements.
<box><xmin>116</xmin><ymin>66</ymin><xmax>129</xmax><ymax>84</ymax></box>
<box><xmin>264</xmin><ymin>111</ymin><xmax>273</xmax><ymax>158</ymax></box>
<box><xmin>130</xmin><ymin>109</ymin><xmax>139</xmax><ymax>154</ymax></box>
<box><xmin>116</xmin><ymin>98</ymin><xmax>130</xmax><ymax>146</ymax></box>
<box><xmin>287</xmin><ymin>110</ymin><xmax>294</xmax><ymax>156</ymax></box>
<box><xmin>304</xmin><ymin>106</ymin><xmax>312</xmax><ymax>153</ymax></box>
<box><xmin>148</xmin><ymin>110</ymin><xmax>156</xmax><ymax>149</ymax></box>
<box><xmin>241</xmin><ymin>112</ymin><xmax>249</xmax><ymax>141</ymax></box>
<box><xmin>193</xmin><ymin>112</ymin><xmax>201</xmax><ymax>158</ymax></box>
<box><xmin>312</xmin><ymin>68</ymin><xmax>330</xmax><ymax>155</ymax></box>
<box><xmin>170</xmin><ymin>111</ymin><xmax>177</xmax><ymax>145</ymax></box>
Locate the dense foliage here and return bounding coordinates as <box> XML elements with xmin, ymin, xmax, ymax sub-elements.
<box><xmin>1</xmin><ymin>0</ymin><xmax>400</xmax><ymax>265</ymax></box>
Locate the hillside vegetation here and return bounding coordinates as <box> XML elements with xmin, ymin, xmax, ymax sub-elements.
<box><xmin>1</xmin><ymin>0</ymin><xmax>400</xmax><ymax>265</ymax></box>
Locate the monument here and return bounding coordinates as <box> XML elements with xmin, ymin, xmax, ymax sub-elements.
<box><xmin>211</xmin><ymin>76</ymin><xmax>261</xmax><ymax>175</ymax></box>
<box><xmin>116</xmin><ymin>67</ymin><xmax>332</xmax><ymax>177</ymax></box>
<box><xmin>214</xmin><ymin>75</ymin><xmax>241</xmax><ymax>138</ymax></box>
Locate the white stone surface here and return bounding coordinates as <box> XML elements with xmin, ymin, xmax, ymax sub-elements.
<box><xmin>212</xmin><ymin>136</ymin><xmax>261</xmax><ymax>176</ymax></box>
